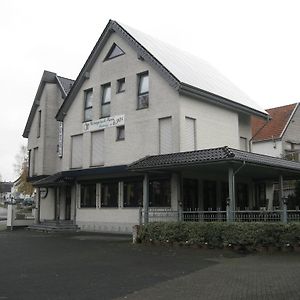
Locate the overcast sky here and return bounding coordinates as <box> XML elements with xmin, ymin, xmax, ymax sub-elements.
<box><xmin>1</xmin><ymin>0</ymin><xmax>300</xmax><ymax>181</ymax></box>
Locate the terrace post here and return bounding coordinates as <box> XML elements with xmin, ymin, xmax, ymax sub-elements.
<box><xmin>279</xmin><ymin>175</ymin><xmax>287</xmax><ymax>223</ymax></box>
<box><xmin>143</xmin><ymin>173</ymin><xmax>149</xmax><ymax>224</ymax></box>
<box><xmin>228</xmin><ymin>167</ymin><xmax>235</xmax><ymax>222</ymax></box>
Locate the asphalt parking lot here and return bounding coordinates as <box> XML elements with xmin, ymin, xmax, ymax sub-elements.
<box><xmin>0</xmin><ymin>229</ymin><xmax>299</xmax><ymax>300</ymax></box>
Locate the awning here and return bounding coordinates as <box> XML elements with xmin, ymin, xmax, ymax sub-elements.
<box><xmin>128</xmin><ymin>146</ymin><xmax>300</xmax><ymax>180</ymax></box>
<box><xmin>33</xmin><ymin>165</ymin><xmax>128</xmax><ymax>187</ymax></box>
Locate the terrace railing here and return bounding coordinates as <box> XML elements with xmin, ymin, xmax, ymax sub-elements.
<box><xmin>139</xmin><ymin>208</ymin><xmax>300</xmax><ymax>224</ymax></box>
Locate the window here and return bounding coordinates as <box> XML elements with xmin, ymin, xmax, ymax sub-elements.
<box><xmin>101</xmin><ymin>182</ymin><xmax>119</xmax><ymax>207</ymax></box>
<box><xmin>80</xmin><ymin>184</ymin><xmax>96</xmax><ymax>208</ymax></box>
<box><xmin>183</xmin><ymin>117</ymin><xmax>196</xmax><ymax>151</ymax></box>
<box><xmin>149</xmin><ymin>178</ymin><xmax>171</xmax><ymax>207</ymax></box>
<box><xmin>91</xmin><ymin>130</ymin><xmax>104</xmax><ymax>166</ymax></box>
<box><xmin>116</xmin><ymin>126</ymin><xmax>125</xmax><ymax>141</ymax></box>
<box><xmin>71</xmin><ymin>135</ymin><xmax>83</xmax><ymax>168</ymax></box>
<box><xmin>239</xmin><ymin>137</ymin><xmax>248</xmax><ymax>151</ymax></box>
<box><xmin>236</xmin><ymin>183</ymin><xmax>248</xmax><ymax>210</ymax></box>
<box><xmin>33</xmin><ymin>147</ymin><xmax>38</xmax><ymax>176</ymax></box>
<box><xmin>104</xmin><ymin>43</ymin><xmax>125</xmax><ymax>61</ymax></box>
<box><xmin>37</xmin><ymin>110</ymin><xmax>41</xmax><ymax>138</ymax></box>
<box><xmin>159</xmin><ymin>117</ymin><xmax>172</xmax><ymax>154</ymax></box>
<box><xmin>117</xmin><ymin>78</ymin><xmax>125</xmax><ymax>93</ymax></box>
<box><xmin>203</xmin><ymin>180</ymin><xmax>217</xmax><ymax>211</ymax></box>
<box><xmin>101</xmin><ymin>83</ymin><xmax>111</xmax><ymax>117</ymax></box>
<box><xmin>123</xmin><ymin>180</ymin><xmax>143</xmax><ymax>207</ymax></box>
<box><xmin>137</xmin><ymin>72</ymin><xmax>149</xmax><ymax>109</ymax></box>
<box><xmin>84</xmin><ymin>89</ymin><xmax>93</xmax><ymax>122</ymax></box>
<box><xmin>28</xmin><ymin>149</ymin><xmax>31</xmax><ymax>177</ymax></box>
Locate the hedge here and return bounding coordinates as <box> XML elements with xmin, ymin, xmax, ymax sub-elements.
<box><xmin>137</xmin><ymin>222</ymin><xmax>300</xmax><ymax>251</ymax></box>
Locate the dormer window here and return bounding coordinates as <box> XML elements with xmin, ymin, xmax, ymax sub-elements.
<box><xmin>84</xmin><ymin>89</ymin><xmax>93</xmax><ymax>122</ymax></box>
<box><xmin>104</xmin><ymin>43</ymin><xmax>125</xmax><ymax>61</ymax></box>
<box><xmin>137</xmin><ymin>72</ymin><xmax>149</xmax><ymax>109</ymax></box>
<box><xmin>101</xmin><ymin>83</ymin><xmax>111</xmax><ymax>118</ymax></box>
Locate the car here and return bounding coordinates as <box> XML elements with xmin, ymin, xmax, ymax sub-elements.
<box><xmin>23</xmin><ymin>198</ymin><xmax>34</xmax><ymax>206</ymax></box>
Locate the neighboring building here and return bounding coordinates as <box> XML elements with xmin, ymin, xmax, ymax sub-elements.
<box><xmin>252</xmin><ymin>103</ymin><xmax>300</xmax><ymax>208</ymax></box>
<box><xmin>23</xmin><ymin>20</ymin><xmax>300</xmax><ymax>233</ymax></box>
<box><xmin>0</xmin><ymin>182</ymin><xmax>13</xmax><ymax>203</ymax></box>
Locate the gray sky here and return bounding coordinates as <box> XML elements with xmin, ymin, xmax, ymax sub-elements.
<box><xmin>1</xmin><ymin>0</ymin><xmax>300</xmax><ymax>181</ymax></box>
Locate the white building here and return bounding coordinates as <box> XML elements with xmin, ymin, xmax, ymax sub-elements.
<box><xmin>23</xmin><ymin>20</ymin><xmax>300</xmax><ymax>233</ymax></box>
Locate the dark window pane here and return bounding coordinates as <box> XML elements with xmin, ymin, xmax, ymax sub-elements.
<box><xmin>80</xmin><ymin>184</ymin><xmax>96</xmax><ymax>208</ymax></box>
<box><xmin>137</xmin><ymin>94</ymin><xmax>149</xmax><ymax>109</ymax></box>
<box><xmin>149</xmin><ymin>178</ymin><xmax>171</xmax><ymax>207</ymax></box>
<box><xmin>102</xmin><ymin>85</ymin><xmax>111</xmax><ymax>104</ymax></box>
<box><xmin>84</xmin><ymin>107</ymin><xmax>92</xmax><ymax>121</ymax></box>
<box><xmin>138</xmin><ymin>73</ymin><xmax>149</xmax><ymax>94</ymax></box>
<box><xmin>101</xmin><ymin>182</ymin><xmax>118</xmax><ymax>207</ymax></box>
<box><xmin>116</xmin><ymin>126</ymin><xmax>125</xmax><ymax>141</ymax></box>
<box><xmin>123</xmin><ymin>180</ymin><xmax>143</xmax><ymax>207</ymax></box>
<box><xmin>105</xmin><ymin>44</ymin><xmax>125</xmax><ymax>60</ymax></box>
<box><xmin>117</xmin><ymin>78</ymin><xmax>125</xmax><ymax>93</ymax></box>
<box><xmin>203</xmin><ymin>180</ymin><xmax>216</xmax><ymax>211</ymax></box>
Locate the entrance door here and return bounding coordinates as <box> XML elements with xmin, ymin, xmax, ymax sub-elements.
<box><xmin>183</xmin><ymin>179</ymin><xmax>198</xmax><ymax>210</ymax></box>
<box><xmin>65</xmin><ymin>186</ymin><xmax>72</xmax><ymax>220</ymax></box>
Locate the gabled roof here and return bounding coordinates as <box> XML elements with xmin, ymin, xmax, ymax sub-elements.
<box><xmin>128</xmin><ymin>146</ymin><xmax>300</xmax><ymax>174</ymax></box>
<box><xmin>56</xmin><ymin>20</ymin><xmax>268</xmax><ymax>121</ymax></box>
<box><xmin>23</xmin><ymin>71</ymin><xmax>74</xmax><ymax>138</ymax></box>
<box><xmin>252</xmin><ymin>103</ymin><xmax>298</xmax><ymax>142</ymax></box>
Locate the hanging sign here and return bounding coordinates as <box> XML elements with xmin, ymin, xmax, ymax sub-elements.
<box><xmin>83</xmin><ymin>115</ymin><xmax>125</xmax><ymax>132</ymax></box>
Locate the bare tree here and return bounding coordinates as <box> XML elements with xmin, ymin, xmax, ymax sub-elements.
<box><xmin>13</xmin><ymin>145</ymin><xmax>33</xmax><ymax>195</ymax></box>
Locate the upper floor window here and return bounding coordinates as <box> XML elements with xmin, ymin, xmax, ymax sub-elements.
<box><xmin>104</xmin><ymin>43</ymin><xmax>125</xmax><ymax>61</ymax></box>
<box><xmin>137</xmin><ymin>72</ymin><xmax>149</xmax><ymax>109</ymax></box>
<box><xmin>117</xmin><ymin>78</ymin><xmax>125</xmax><ymax>93</ymax></box>
<box><xmin>116</xmin><ymin>126</ymin><xmax>125</xmax><ymax>141</ymax></box>
<box><xmin>240</xmin><ymin>137</ymin><xmax>248</xmax><ymax>151</ymax></box>
<box><xmin>101</xmin><ymin>83</ymin><xmax>111</xmax><ymax>118</ymax></box>
<box><xmin>84</xmin><ymin>89</ymin><xmax>93</xmax><ymax>122</ymax></box>
<box><xmin>37</xmin><ymin>110</ymin><xmax>41</xmax><ymax>138</ymax></box>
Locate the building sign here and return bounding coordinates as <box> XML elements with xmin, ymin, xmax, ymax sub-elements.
<box><xmin>83</xmin><ymin>115</ymin><xmax>125</xmax><ymax>132</ymax></box>
<box><xmin>58</xmin><ymin>122</ymin><xmax>63</xmax><ymax>157</ymax></box>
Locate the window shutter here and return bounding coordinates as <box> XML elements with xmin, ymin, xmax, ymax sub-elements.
<box><xmin>91</xmin><ymin>131</ymin><xmax>104</xmax><ymax>166</ymax></box>
<box><xmin>159</xmin><ymin>117</ymin><xmax>172</xmax><ymax>154</ymax></box>
<box><xmin>71</xmin><ymin>135</ymin><xmax>83</xmax><ymax>168</ymax></box>
<box><xmin>183</xmin><ymin>117</ymin><xmax>196</xmax><ymax>151</ymax></box>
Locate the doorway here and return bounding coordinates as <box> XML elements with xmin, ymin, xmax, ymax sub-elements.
<box><xmin>65</xmin><ymin>186</ymin><xmax>72</xmax><ymax>220</ymax></box>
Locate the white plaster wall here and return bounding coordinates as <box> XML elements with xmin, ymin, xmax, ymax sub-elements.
<box><xmin>62</xmin><ymin>32</ymin><xmax>180</xmax><ymax>171</ymax></box>
<box><xmin>27</xmin><ymin>83</ymin><xmax>64</xmax><ymax>176</ymax></box>
<box><xmin>252</xmin><ymin>140</ymin><xmax>283</xmax><ymax>157</ymax></box>
<box><xmin>179</xmin><ymin>95</ymin><xmax>240</xmax><ymax>150</ymax></box>
<box><xmin>238</xmin><ymin>113</ymin><xmax>252</xmax><ymax>149</ymax></box>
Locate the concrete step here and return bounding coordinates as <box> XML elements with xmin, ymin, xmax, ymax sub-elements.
<box><xmin>27</xmin><ymin>222</ymin><xmax>79</xmax><ymax>232</ymax></box>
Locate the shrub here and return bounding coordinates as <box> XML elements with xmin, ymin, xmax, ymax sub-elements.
<box><xmin>137</xmin><ymin>222</ymin><xmax>300</xmax><ymax>250</ymax></box>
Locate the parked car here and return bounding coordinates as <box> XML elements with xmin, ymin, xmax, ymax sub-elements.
<box><xmin>23</xmin><ymin>198</ymin><xmax>34</xmax><ymax>206</ymax></box>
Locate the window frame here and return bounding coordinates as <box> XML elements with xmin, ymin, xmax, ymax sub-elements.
<box><xmin>103</xmin><ymin>43</ymin><xmax>125</xmax><ymax>61</ymax></box>
<box><xmin>100</xmin><ymin>181</ymin><xmax>119</xmax><ymax>208</ymax></box>
<box><xmin>37</xmin><ymin>110</ymin><xmax>41</xmax><ymax>138</ymax></box>
<box><xmin>123</xmin><ymin>179</ymin><xmax>143</xmax><ymax>208</ymax></box>
<box><xmin>116</xmin><ymin>125</ymin><xmax>125</xmax><ymax>141</ymax></box>
<box><xmin>117</xmin><ymin>78</ymin><xmax>125</xmax><ymax>93</ymax></box>
<box><xmin>80</xmin><ymin>183</ymin><xmax>97</xmax><ymax>208</ymax></box>
<box><xmin>101</xmin><ymin>83</ymin><xmax>111</xmax><ymax>118</ymax></box>
<box><xmin>137</xmin><ymin>71</ymin><xmax>149</xmax><ymax>110</ymax></box>
<box><xmin>84</xmin><ymin>89</ymin><xmax>93</xmax><ymax>122</ymax></box>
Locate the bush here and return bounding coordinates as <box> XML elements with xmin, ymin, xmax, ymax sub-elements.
<box><xmin>137</xmin><ymin>222</ymin><xmax>300</xmax><ymax>250</ymax></box>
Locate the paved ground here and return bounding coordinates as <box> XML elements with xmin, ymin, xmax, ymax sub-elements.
<box><xmin>0</xmin><ymin>230</ymin><xmax>299</xmax><ymax>300</ymax></box>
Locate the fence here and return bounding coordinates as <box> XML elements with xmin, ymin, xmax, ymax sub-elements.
<box><xmin>6</xmin><ymin>204</ymin><xmax>35</xmax><ymax>229</ymax></box>
<box><xmin>139</xmin><ymin>208</ymin><xmax>300</xmax><ymax>224</ymax></box>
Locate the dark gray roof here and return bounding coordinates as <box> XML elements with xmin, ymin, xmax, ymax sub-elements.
<box><xmin>33</xmin><ymin>165</ymin><xmax>128</xmax><ymax>187</ymax></box>
<box><xmin>56</xmin><ymin>20</ymin><xmax>268</xmax><ymax>121</ymax></box>
<box><xmin>128</xmin><ymin>146</ymin><xmax>300</xmax><ymax>173</ymax></box>
<box><xmin>56</xmin><ymin>76</ymin><xmax>74</xmax><ymax>96</ymax></box>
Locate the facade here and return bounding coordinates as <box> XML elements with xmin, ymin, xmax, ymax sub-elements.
<box><xmin>23</xmin><ymin>20</ymin><xmax>300</xmax><ymax>233</ymax></box>
<box><xmin>252</xmin><ymin>103</ymin><xmax>300</xmax><ymax>207</ymax></box>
